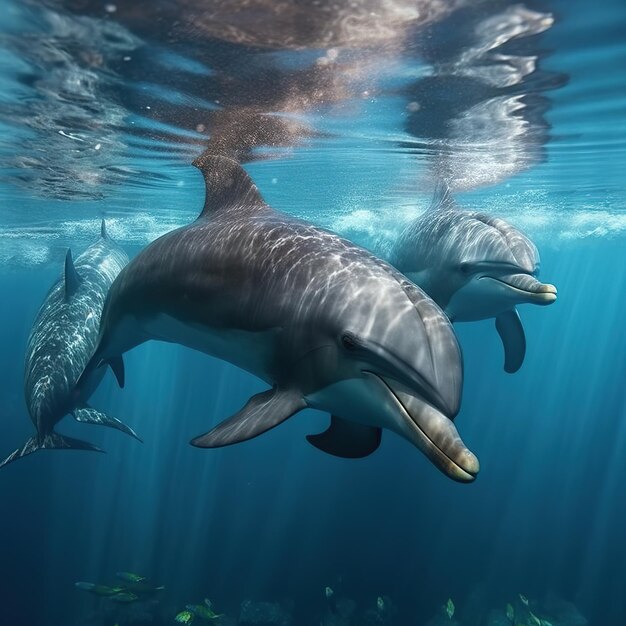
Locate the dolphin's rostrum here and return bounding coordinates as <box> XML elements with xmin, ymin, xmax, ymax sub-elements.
<box><xmin>0</xmin><ymin>221</ymin><xmax>137</xmax><ymax>469</ymax></box>
<box><xmin>80</xmin><ymin>155</ymin><xmax>479</xmax><ymax>482</ymax></box>
<box><xmin>391</xmin><ymin>185</ymin><xmax>557</xmax><ymax>373</ymax></box>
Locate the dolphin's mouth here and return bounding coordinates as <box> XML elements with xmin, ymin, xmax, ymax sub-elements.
<box><xmin>365</xmin><ymin>372</ymin><xmax>479</xmax><ymax>483</ymax></box>
<box><xmin>480</xmin><ymin>274</ymin><xmax>557</xmax><ymax>305</ymax></box>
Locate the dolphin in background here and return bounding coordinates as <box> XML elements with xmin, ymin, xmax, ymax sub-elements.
<box><xmin>79</xmin><ymin>155</ymin><xmax>479</xmax><ymax>482</ymax></box>
<box><xmin>391</xmin><ymin>186</ymin><xmax>557</xmax><ymax>373</ymax></box>
<box><xmin>0</xmin><ymin>221</ymin><xmax>138</xmax><ymax>469</ymax></box>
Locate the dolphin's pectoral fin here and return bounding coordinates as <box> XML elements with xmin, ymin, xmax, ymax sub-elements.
<box><xmin>64</xmin><ymin>249</ymin><xmax>81</xmax><ymax>300</ymax></box>
<box><xmin>307</xmin><ymin>416</ymin><xmax>382</xmax><ymax>459</ymax></box>
<box><xmin>0</xmin><ymin>433</ymin><xmax>104</xmax><ymax>469</ymax></box>
<box><xmin>72</xmin><ymin>406</ymin><xmax>142</xmax><ymax>442</ymax></box>
<box><xmin>107</xmin><ymin>356</ymin><xmax>125</xmax><ymax>388</ymax></box>
<box><xmin>495</xmin><ymin>308</ymin><xmax>526</xmax><ymax>373</ymax></box>
<box><xmin>191</xmin><ymin>387</ymin><xmax>306</xmax><ymax>448</ymax></box>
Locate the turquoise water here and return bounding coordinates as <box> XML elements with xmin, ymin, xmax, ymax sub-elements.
<box><xmin>0</xmin><ymin>1</ymin><xmax>625</xmax><ymax>625</ymax></box>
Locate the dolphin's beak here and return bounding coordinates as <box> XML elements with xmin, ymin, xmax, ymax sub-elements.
<box><xmin>482</xmin><ymin>273</ymin><xmax>557</xmax><ymax>305</ymax></box>
<box><xmin>366</xmin><ymin>373</ymin><xmax>479</xmax><ymax>483</ymax></box>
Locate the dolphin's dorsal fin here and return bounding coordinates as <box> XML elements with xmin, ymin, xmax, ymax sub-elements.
<box><xmin>428</xmin><ymin>180</ymin><xmax>457</xmax><ymax>212</ymax></box>
<box><xmin>64</xmin><ymin>249</ymin><xmax>81</xmax><ymax>300</ymax></box>
<box><xmin>192</xmin><ymin>153</ymin><xmax>268</xmax><ymax>218</ymax></box>
<box><xmin>100</xmin><ymin>219</ymin><xmax>108</xmax><ymax>239</ymax></box>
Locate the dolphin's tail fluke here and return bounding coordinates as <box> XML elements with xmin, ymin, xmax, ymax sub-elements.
<box><xmin>0</xmin><ymin>433</ymin><xmax>103</xmax><ymax>469</ymax></box>
<box><xmin>72</xmin><ymin>406</ymin><xmax>142</xmax><ymax>442</ymax></box>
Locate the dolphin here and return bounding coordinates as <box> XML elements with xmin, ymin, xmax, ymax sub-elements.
<box><xmin>79</xmin><ymin>155</ymin><xmax>479</xmax><ymax>482</ymax></box>
<box><xmin>390</xmin><ymin>186</ymin><xmax>557</xmax><ymax>373</ymax></box>
<box><xmin>0</xmin><ymin>221</ymin><xmax>138</xmax><ymax>469</ymax></box>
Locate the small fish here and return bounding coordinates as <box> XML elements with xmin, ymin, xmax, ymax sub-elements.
<box><xmin>131</xmin><ymin>583</ymin><xmax>165</xmax><ymax>595</ymax></box>
<box><xmin>74</xmin><ymin>582</ymin><xmax>125</xmax><ymax>597</ymax></box>
<box><xmin>187</xmin><ymin>602</ymin><xmax>222</xmax><ymax>621</ymax></box>
<box><xmin>109</xmin><ymin>592</ymin><xmax>139</xmax><ymax>603</ymax></box>
<box><xmin>506</xmin><ymin>603</ymin><xmax>515</xmax><ymax>621</ymax></box>
<box><xmin>528</xmin><ymin>611</ymin><xmax>541</xmax><ymax>626</ymax></box>
<box><xmin>117</xmin><ymin>576</ymin><xmax>164</xmax><ymax>595</ymax></box>
<box><xmin>445</xmin><ymin>598</ymin><xmax>455</xmax><ymax>619</ymax></box>
<box><xmin>519</xmin><ymin>594</ymin><xmax>529</xmax><ymax>606</ymax></box>
<box><xmin>115</xmin><ymin>571</ymin><xmax>147</xmax><ymax>583</ymax></box>
<box><xmin>325</xmin><ymin>587</ymin><xmax>334</xmax><ymax>599</ymax></box>
<box><xmin>377</xmin><ymin>596</ymin><xmax>385</xmax><ymax>612</ymax></box>
<box><xmin>175</xmin><ymin>610</ymin><xmax>195</xmax><ymax>624</ymax></box>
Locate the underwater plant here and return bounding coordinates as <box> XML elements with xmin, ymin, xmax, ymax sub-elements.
<box><xmin>445</xmin><ymin>598</ymin><xmax>455</xmax><ymax>619</ymax></box>
<box><xmin>503</xmin><ymin>593</ymin><xmax>557</xmax><ymax>626</ymax></box>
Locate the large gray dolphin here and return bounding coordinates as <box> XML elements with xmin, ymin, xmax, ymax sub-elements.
<box><xmin>79</xmin><ymin>155</ymin><xmax>479</xmax><ymax>482</ymax></box>
<box><xmin>391</xmin><ymin>187</ymin><xmax>557</xmax><ymax>373</ymax></box>
<box><xmin>0</xmin><ymin>222</ymin><xmax>138</xmax><ymax>469</ymax></box>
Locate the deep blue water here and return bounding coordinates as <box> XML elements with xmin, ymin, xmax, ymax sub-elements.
<box><xmin>1</xmin><ymin>1</ymin><xmax>625</xmax><ymax>625</ymax></box>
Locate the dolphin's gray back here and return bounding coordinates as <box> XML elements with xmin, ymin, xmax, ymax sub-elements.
<box><xmin>99</xmin><ymin>185</ymin><xmax>457</xmax><ymax>407</ymax></box>
<box><xmin>471</xmin><ymin>212</ymin><xmax>539</xmax><ymax>272</ymax></box>
<box><xmin>25</xmin><ymin>233</ymin><xmax>128</xmax><ymax>433</ymax></box>
<box><xmin>394</xmin><ymin>208</ymin><xmax>537</xmax><ymax>272</ymax></box>
<box><xmin>105</xmin><ymin>213</ymin><xmax>418</xmax><ymax>363</ymax></box>
<box><xmin>392</xmin><ymin>208</ymin><xmax>539</xmax><ymax>305</ymax></box>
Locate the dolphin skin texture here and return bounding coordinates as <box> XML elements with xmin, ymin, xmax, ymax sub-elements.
<box><xmin>80</xmin><ymin>155</ymin><xmax>479</xmax><ymax>482</ymax></box>
<box><xmin>1</xmin><ymin>221</ymin><xmax>137</xmax><ymax>469</ymax></box>
<box><xmin>391</xmin><ymin>185</ymin><xmax>557</xmax><ymax>373</ymax></box>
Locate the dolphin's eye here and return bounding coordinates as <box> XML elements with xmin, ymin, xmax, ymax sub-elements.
<box><xmin>341</xmin><ymin>334</ymin><xmax>358</xmax><ymax>350</ymax></box>
<box><xmin>459</xmin><ymin>262</ymin><xmax>471</xmax><ymax>275</ymax></box>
